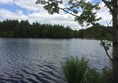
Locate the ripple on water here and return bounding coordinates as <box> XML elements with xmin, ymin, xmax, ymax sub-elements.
<box><xmin>0</xmin><ymin>63</ymin><xmax>66</xmax><ymax>83</ymax></box>
<box><xmin>0</xmin><ymin>38</ymin><xmax>111</xmax><ymax>83</ymax></box>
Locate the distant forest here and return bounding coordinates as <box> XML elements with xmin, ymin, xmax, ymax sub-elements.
<box><xmin>0</xmin><ymin>20</ymin><xmax>111</xmax><ymax>39</ymax></box>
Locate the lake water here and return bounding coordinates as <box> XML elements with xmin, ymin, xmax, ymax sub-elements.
<box><xmin>0</xmin><ymin>38</ymin><xmax>112</xmax><ymax>83</ymax></box>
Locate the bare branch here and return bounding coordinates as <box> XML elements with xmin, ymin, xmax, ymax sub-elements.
<box><xmin>91</xmin><ymin>21</ymin><xmax>113</xmax><ymax>62</ymax></box>
<box><xmin>58</xmin><ymin>7</ymin><xmax>79</xmax><ymax>17</ymax></box>
<box><xmin>89</xmin><ymin>22</ymin><xmax>113</xmax><ymax>61</ymax></box>
<box><xmin>100</xmin><ymin>39</ymin><xmax>113</xmax><ymax>62</ymax></box>
<box><xmin>102</xmin><ymin>0</ymin><xmax>114</xmax><ymax>14</ymax></box>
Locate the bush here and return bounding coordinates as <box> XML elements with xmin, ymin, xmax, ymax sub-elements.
<box><xmin>62</xmin><ymin>57</ymin><xmax>88</xmax><ymax>83</ymax></box>
<box><xmin>63</xmin><ymin>57</ymin><xmax>112</xmax><ymax>83</ymax></box>
<box><xmin>83</xmin><ymin>68</ymin><xmax>102</xmax><ymax>83</ymax></box>
<box><xmin>101</xmin><ymin>67</ymin><xmax>112</xmax><ymax>83</ymax></box>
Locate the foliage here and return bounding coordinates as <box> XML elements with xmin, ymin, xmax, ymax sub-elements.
<box><xmin>83</xmin><ymin>68</ymin><xmax>102</xmax><ymax>83</ymax></box>
<box><xmin>0</xmin><ymin>20</ymin><xmax>74</xmax><ymax>38</ymax></box>
<box><xmin>35</xmin><ymin>0</ymin><xmax>118</xmax><ymax>82</ymax></box>
<box><xmin>62</xmin><ymin>57</ymin><xmax>88</xmax><ymax>83</ymax></box>
<box><xmin>36</xmin><ymin>0</ymin><xmax>101</xmax><ymax>26</ymax></box>
<box><xmin>101</xmin><ymin>67</ymin><xmax>112</xmax><ymax>83</ymax></box>
<box><xmin>77</xmin><ymin>26</ymin><xmax>112</xmax><ymax>40</ymax></box>
<box><xmin>0</xmin><ymin>20</ymin><xmax>111</xmax><ymax>39</ymax></box>
<box><xmin>100</xmin><ymin>40</ymin><xmax>112</xmax><ymax>50</ymax></box>
<box><xmin>63</xmin><ymin>57</ymin><xmax>112</xmax><ymax>83</ymax></box>
<box><xmin>83</xmin><ymin>67</ymin><xmax>112</xmax><ymax>83</ymax></box>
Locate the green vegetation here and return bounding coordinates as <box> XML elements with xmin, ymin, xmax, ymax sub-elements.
<box><xmin>77</xmin><ymin>27</ymin><xmax>112</xmax><ymax>40</ymax></box>
<box><xmin>63</xmin><ymin>57</ymin><xmax>88</xmax><ymax>83</ymax></box>
<box><xmin>0</xmin><ymin>20</ymin><xmax>111</xmax><ymax>39</ymax></box>
<box><xmin>0</xmin><ymin>20</ymin><xmax>74</xmax><ymax>38</ymax></box>
<box><xmin>63</xmin><ymin>57</ymin><xmax>112</xmax><ymax>83</ymax></box>
<box><xmin>36</xmin><ymin>0</ymin><xmax>118</xmax><ymax>82</ymax></box>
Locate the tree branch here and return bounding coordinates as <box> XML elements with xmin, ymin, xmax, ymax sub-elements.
<box><xmin>93</xmin><ymin>25</ymin><xmax>113</xmax><ymax>62</ymax></box>
<box><xmin>102</xmin><ymin>0</ymin><xmax>114</xmax><ymax>14</ymax></box>
<box><xmin>36</xmin><ymin>0</ymin><xmax>113</xmax><ymax>62</ymax></box>
<box><xmin>58</xmin><ymin>7</ymin><xmax>113</xmax><ymax>33</ymax></box>
<box><xmin>59</xmin><ymin>7</ymin><xmax>113</xmax><ymax>61</ymax></box>
<box><xmin>58</xmin><ymin>7</ymin><xmax>79</xmax><ymax>17</ymax></box>
<box><xmin>100</xmin><ymin>39</ymin><xmax>113</xmax><ymax>62</ymax></box>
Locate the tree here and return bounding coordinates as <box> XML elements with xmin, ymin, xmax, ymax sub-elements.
<box><xmin>36</xmin><ymin>0</ymin><xmax>118</xmax><ymax>82</ymax></box>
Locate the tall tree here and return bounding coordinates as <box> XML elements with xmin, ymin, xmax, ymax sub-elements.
<box><xmin>36</xmin><ymin>0</ymin><xmax>118</xmax><ymax>82</ymax></box>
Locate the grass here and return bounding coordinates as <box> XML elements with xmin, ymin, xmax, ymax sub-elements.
<box><xmin>62</xmin><ymin>57</ymin><xmax>88</xmax><ymax>83</ymax></box>
<box><xmin>84</xmin><ymin>68</ymin><xmax>102</xmax><ymax>83</ymax></box>
<box><xmin>62</xmin><ymin>57</ymin><xmax>112</xmax><ymax>83</ymax></box>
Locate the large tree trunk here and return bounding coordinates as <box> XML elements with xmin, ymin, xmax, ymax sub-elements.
<box><xmin>112</xmin><ymin>0</ymin><xmax>118</xmax><ymax>83</ymax></box>
<box><xmin>113</xmin><ymin>40</ymin><xmax>118</xmax><ymax>83</ymax></box>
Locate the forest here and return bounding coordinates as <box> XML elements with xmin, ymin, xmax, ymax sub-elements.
<box><xmin>0</xmin><ymin>20</ymin><xmax>111</xmax><ymax>39</ymax></box>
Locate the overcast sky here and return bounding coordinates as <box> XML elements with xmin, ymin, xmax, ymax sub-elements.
<box><xmin>0</xmin><ymin>0</ymin><xmax>112</xmax><ymax>30</ymax></box>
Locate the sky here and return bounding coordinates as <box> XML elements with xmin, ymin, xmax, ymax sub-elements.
<box><xmin>0</xmin><ymin>0</ymin><xmax>112</xmax><ymax>30</ymax></box>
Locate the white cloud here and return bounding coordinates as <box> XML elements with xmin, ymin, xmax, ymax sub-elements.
<box><xmin>0</xmin><ymin>0</ymin><xmax>13</xmax><ymax>4</ymax></box>
<box><xmin>0</xmin><ymin>8</ymin><xmax>81</xmax><ymax>30</ymax></box>
<box><xmin>0</xmin><ymin>0</ymin><xmax>112</xmax><ymax>30</ymax></box>
<box><xmin>14</xmin><ymin>0</ymin><xmax>44</xmax><ymax>12</ymax></box>
<box><xmin>86</xmin><ymin>0</ymin><xmax>92</xmax><ymax>2</ymax></box>
<box><xmin>97</xmin><ymin>2</ymin><xmax>112</xmax><ymax>26</ymax></box>
<box><xmin>0</xmin><ymin>9</ymin><xmax>28</xmax><ymax>21</ymax></box>
<box><xmin>28</xmin><ymin>12</ymin><xmax>81</xmax><ymax>30</ymax></box>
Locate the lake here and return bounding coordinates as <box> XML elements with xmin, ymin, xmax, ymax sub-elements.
<box><xmin>0</xmin><ymin>38</ymin><xmax>112</xmax><ymax>83</ymax></box>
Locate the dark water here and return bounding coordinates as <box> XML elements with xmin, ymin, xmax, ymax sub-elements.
<box><xmin>0</xmin><ymin>38</ymin><xmax>112</xmax><ymax>83</ymax></box>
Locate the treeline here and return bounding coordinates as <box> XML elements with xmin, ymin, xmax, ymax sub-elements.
<box><xmin>0</xmin><ymin>20</ymin><xmax>76</xmax><ymax>38</ymax></box>
<box><xmin>77</xmin><ymin>27</ymin><xmax>112</xmax><ymax>40</ymax></box>
<box><xmin>0</xmin><ymin>20</ymin><xmax>111</xmax><ymax>39</ymax></box>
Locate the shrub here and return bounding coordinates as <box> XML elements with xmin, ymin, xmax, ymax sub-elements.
<box><xmin>62</xmin><ymin>57</ymin><xmax>88</xmax><ymax>83</ymax></box>
<box><xmin>83</xmin><ymin>68</ymin><xmax>102</xmax><ymax>83</ymax></box>
<box><xmin>101</xmin><ymin>67</ymin><xmax>112</xmax><ymax>83</ymax></box>
<box><xmin>62</xmin><ymin>57</ymin><xmax>112</xmax><ymax>83</ymax></box>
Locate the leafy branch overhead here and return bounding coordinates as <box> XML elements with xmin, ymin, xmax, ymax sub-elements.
<box><xmin>36</xmin><ymin>0</ymin><xmax>114</xmax><ymax>62</ymax></box>
<box><xmin>36</xmin><ymin>0</ymin><xmax>101</xmax><ymax>26</ymax></box>
<box><xmin>36</xmin><ymin>0</ymin><xmax>118</xmax><ymax>82</ymax></box>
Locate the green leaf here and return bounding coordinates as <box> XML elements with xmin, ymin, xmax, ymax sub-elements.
<box><xmin>73</xmin><ymin>9</ymin><xmax>78</xmax><ymax>14</ymax></box>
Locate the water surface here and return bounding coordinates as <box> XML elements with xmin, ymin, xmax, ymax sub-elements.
<box><xmin>0</xmin><ymin>38</ymin><xmax>111</xmax><ymax>83</ymax></box>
